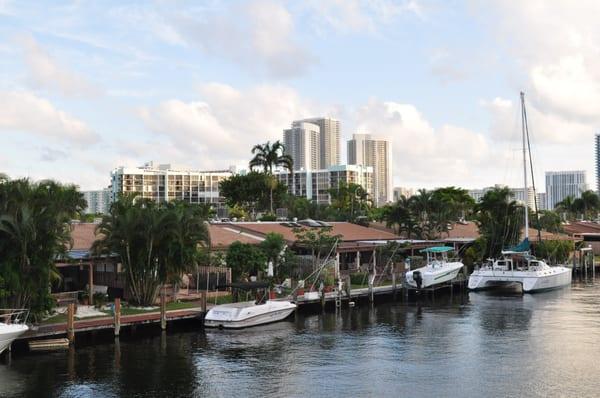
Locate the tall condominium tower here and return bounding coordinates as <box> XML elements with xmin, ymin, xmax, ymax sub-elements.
<box><xmin>347</xmin><ymin>133</ymin><xmax>392</xmax><ymax>206</ymax></box>
<box><xmin>595</xmin><ymin>134</ymin><xmax>600</xmax><ymax>193</ymax></box>
<box><xmin>283</xmin><ymin>121</ymin><xmax>320</xmax><ymax>171</ymax></box>
<box><xmin>545</xmin><ymin>170</ymin><xmax>587</xmax><ymax>210</ymax></box>
<box><xmin>298</xmin><ymin>117</ymin><xmax>340</xmax><ymax>168</ymax></box>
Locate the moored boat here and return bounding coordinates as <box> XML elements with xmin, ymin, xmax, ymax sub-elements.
<box><xmin>405</xmin><ymin>246</ymin><xmax>464</xmax><ymax>289</ymax></box>
<box><xmin>0</xmin><ymin>310</ymin><xmax>29</xmax><ymax>354</ymax></box>
<box><xmin>204</xmin><ymin>300</ymin><xmax>296</xmax><ymax>329</ymax></box>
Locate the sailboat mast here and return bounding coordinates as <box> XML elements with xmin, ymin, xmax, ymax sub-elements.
<box><xmin>520</xmin><ymin>92</ymin><xmax>529</xmax><ymax>240</ymax></box>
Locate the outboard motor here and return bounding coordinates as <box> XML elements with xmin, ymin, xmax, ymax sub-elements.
<box><xmin>413</xmin><ymin>270</ymin><xmax>423</xmax><ymax>289</ymax></box>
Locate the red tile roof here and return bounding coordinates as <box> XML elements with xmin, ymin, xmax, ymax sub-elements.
<box><xmin>224</xmin><ymin>222</ymin><xmax>400</xmax><ymax>243</ymax></box>
<box><xmin>70</xmin><ymin>223</ymin><xmax>101</xmax><ymax>250</ymax></box>
<box><xmin>208</xmin><ymin>224</ymin><xmax>264</xmax><ymax>249</ymax></box>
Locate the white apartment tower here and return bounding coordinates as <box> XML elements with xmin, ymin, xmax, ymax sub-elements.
<box><xmin>82</xmin><ymin>188</ymin><xmax>112</xmax><ymax>214</ymax></box>
<box><xmin>275</xmin><ymin>165</ymin><xmax>373</xmax><ymax>205</ymax></box>
<box><xmin>545</xmin><ymin>170</ymin><xmax>587</xmax><ymax>210</ymax></box>
<box><xmin>347</xmin><ymin>133</ymin><xmax>392</xmax><ymax>206</ymax></box>
<box><xmin>283</xmin><ymin>121</ymin><xmax>320</xmax><ymax>171</ymax></box>
<box><xmin>298</xmin><ymin>117</ymin><xmax>340</xmax><ymax>168</ymax></box>
<box><xmin>110</xmin><ymin>162</ymin><xmax>232</xmax><ymax>208</ymax></box>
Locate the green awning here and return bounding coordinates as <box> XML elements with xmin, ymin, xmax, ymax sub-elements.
<box><xmin>420</xmin><ymin>246</ymin><xmax>453</xmax><ymax>253</ymax></box>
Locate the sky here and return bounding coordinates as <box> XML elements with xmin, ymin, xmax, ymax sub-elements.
<box><xmin>0</xmin><ymin>0</ymin><xmax>598</xmax><ymax>192</ymax></box>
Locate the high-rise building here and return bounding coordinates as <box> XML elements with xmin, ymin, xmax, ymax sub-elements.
<box><xmin>595</xmin><ymin>134</ymin><xmax>600</xmax><ymax>194</ymax></box>
<box><xmin>111</xmin><ymin>161</ymin><xmax>232</xmax><ymax>208</ymax></box>
<box><xmin>468</xmin><ymin>185</ymin><xmax>535</xmax><ymax>209</ymax></box>
<box><xmin>82</xmin><ymin>188</ymin><xmax>112</xmax><ymax>214</ymax></box>
<box><xmin>545</xmin><ymin>170</ymin><xmax>587</xmax><ymax>210</ymax></box>
<box><xmin>283</xmin><ymin>121</ymin><xmax>320</xmax><ymax>171</ymax></box>
<box><xmin>347</xmin><ymin>133</ymin><xmax>392</xmax><ymax>206</ymax></box>
<box><xmin>275</xmin><ymin>165</ymin><xmax>373</xmax><ymax>205</ymax></box>
<box><xmin>298</xmin><ymin>117</ymin><xmax>340</xmax><ymax>168</ymax></box>
<box><xmin>393</xmin><ymin>187</ymin><xmax>414</xmax><ymax>201</ymax></box>
<box><xmin>536</xmin><ymin>192</ymin><xmax>547</xmax><ymax>211</ymax></box>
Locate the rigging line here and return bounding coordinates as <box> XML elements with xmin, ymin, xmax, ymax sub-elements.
<box><xmin>522</xmin><ymin>92</ymin><xmax>543</xmax><ymax>243</ymax></box>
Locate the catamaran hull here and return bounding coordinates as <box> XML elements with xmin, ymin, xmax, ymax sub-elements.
<box><xmin>405</xmin><ymin>263</ymin><xmax>464</xmax><ymax>288</ymax></box>
<box><xmin>0</xmin><ymin>324</ymin><xmax>28</xmax><ymax>354</ymax></box>
<box><xmin>204</xmin><ymin>307</ymin><xmax>296</xmax><ymax>329</ymax></box>
<box><xmin>468</xmin><ymin>267</ymin><xmax>572</xmax><ymax>292</ymax></box>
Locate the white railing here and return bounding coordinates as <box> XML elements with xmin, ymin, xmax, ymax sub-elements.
<box><xmin>0</xmin><ymin>309</ymin><xmax>29</xmax><ymax>325</ymax></box>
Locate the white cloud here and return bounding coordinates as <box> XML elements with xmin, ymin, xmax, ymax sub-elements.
<box><xmin>138</xmin><ymin>82</ymin><xmax>317</xmax><ymax>168</ymax></box>
<box><xmin>352</xmin><ymin>99</ymin><xmax>493</xmax><ymax>187</ymax></box>
<box><xmin>0</xmin><ymin>91</ymin><xmax>98</xmax><ymax>145</ymax></box>
<box><xmin>165</xmin><ymin>0</ymin><xmax>314</xmax><ymax>78</ymax></box>
<box><xmin>17</xmin><ymin>34</ymin><xmax>99</xmax><ymax>97</ymax></box>
<box><xmin>304</xmin><ymin>0</ymin><xmax>424</xmax><ymax>35</ymax></box>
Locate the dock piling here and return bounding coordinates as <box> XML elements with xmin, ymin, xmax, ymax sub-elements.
<box><xmin>114</xmin><ymin>298</ymin><xmax>121</xmax><ymax>337</ymax></box>
<box><xmin>67</xmin><ymin>303</ymin><xmax>75</xmax><ymax>344</ymax></box>
<box><xmin>201</xmin><ymin>290</ymin><xmax>207</xmax><ymax>313</ymax></box>
<box><xmin>160</xmin><ymin>289</ymin><xmax>167</xmax><ymax>331</ymax></box>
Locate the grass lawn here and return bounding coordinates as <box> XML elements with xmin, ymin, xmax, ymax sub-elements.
<box><xmin>40</xmin><ymin>312</ymin><xmax>111</xmax><ymax>325</ymax></box>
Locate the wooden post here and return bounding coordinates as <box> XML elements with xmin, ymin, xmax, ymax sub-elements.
<box><xmin>88</xmin><ymin>263</ymin><xmax>94</xmax><ymax>306</ymax></box>
<box><xmin>356</xmin><ymin>250</ymin><xmax>361</xmax><ymax>270</ymax></box>
<box><xmin>200</xmin><ymin>290</ymin><xmax>207</xmax><ymax>313</ymax></box>
<box><xmin>392</xmin><ymin>263</ymin><xmax>397</xmax><ymax>300</ymax></box>
<box><xmin>67</xmin><ymin>303</ymin><xmax>75</xmax><ymax>344</ymax></box>
<box><xmin>114</xmin><ymin>298</ymin><xmax>121</xmax><ymax>337</ymax></box>
<box><xmin>160</xmin><ymin>288</ymin><xmax>167</xmax><ymax>330</ymax></box>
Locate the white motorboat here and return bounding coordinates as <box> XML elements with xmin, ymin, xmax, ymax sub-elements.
<box><xmin>405</xmin><ymin>246</ymin><xmax>464</xmax><ymax>289</ymax></box>
<box><xmin>204</xmin><ymin>300</ymin><xmax>296</xmax><ymax>329</ymax></box>
<box><xmin>468</xmin><ymin>251</ymin><xmax>572</xmax><ymax>292</ymax></box>
<box><xmin>468</xmin><ymin>92</ymin><xmax>572</xmax><ymax>293</ymax></box>
<box><xmin>0</xmin><ymin>310</ymin><xmax>29</xmax><ymax>354</ymax></box>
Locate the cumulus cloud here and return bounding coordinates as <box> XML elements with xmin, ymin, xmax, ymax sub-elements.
<box><xmin>166</xmin><ymin>0</ymin><xmax>314</xmax><ymax>78</ymax></box>
<box><xmin>138</xmin><ymin>82</ymin><xmax>317</xmax><ymax>168</ymax></box>
<box><xmin>0</xmin><ymin>91</ymin><xmax>98</xmax><ymax>145</ymax></box>
<box><xmin>18</xmin><ymin>34</ymin><xmax>99</xmax><ymax>97</ymax></box>
<box><xmin>351</xmin><ymin>99</ymin><xmax>494</xmax><ymax>187</ymax></box>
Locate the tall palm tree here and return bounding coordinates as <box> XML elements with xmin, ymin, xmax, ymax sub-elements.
<box><xmin>555</xmin><ymin>195</ymin><xmax>576</xmax><ymax>221</ymax></box>
<box><xmin>249</xmin><ymin>141</ymin><xmax>293</xmax><ymax>213</ymax></box>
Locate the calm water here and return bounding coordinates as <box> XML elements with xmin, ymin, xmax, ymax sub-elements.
<box><xmin>3</xmin><ymin>280</ymin><xmax>600</xmax><ymax>398</ymax></box>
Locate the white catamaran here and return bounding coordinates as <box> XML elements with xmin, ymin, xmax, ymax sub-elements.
<box><xmin>468</xmin><ymin>92</ymin><xmax>572</xmax><ymax>293</ymax></box>
<box><xmin>405</xmin><ymin>247</ymin><xmax>464</xmax><ymax>289</ymax></box>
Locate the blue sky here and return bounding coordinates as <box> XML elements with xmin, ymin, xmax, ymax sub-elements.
<box><xmin>0</xmin><ymin>0</ymin><xmax>597</xmax><ymax>191</ymax></box>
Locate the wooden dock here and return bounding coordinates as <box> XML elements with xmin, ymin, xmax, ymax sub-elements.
<box><xmin>18</xmin><ymin>306</ymin><xmax>208</xmax><ymax>343</ymax></box>
<box><xmin>295</xmin><ymin>276</ymin><xmax>467</xmax><ymax>307</ymax></box>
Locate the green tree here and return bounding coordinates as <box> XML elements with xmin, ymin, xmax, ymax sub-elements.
<box><xmin>535</xmin><ymin>210</ymin><xmax>563</xmax><ymax>233</ymax></box>
<box><xmin>93</xmin><ymin>196</ymin><xmax>210</xmax><ymax>305</ymax></box>
<box><xmin>220</xmin><ymin>172</ymin><xmax>287</xmax><ymax>217</ymax></box>
<box><xmin>328</xmin><ymin>182</ymin><xmax>372</xmax><ymax>223</ymax></box>
<box><xmin>555</xmin><ymin>195</ymin><xmax>577</xmax><ymax>221</ymax></box>
<box><xmin>0</xmin><ymin>178</ymin><xmax>85</xmax><ymax>319</ymax></box>
<box><xmin>225</xmin><ymin>241</ymin><xmax>267</xmax><ymax>281</ymax></box>
<box><xmin>293</xmin><ymin>226</ymin><xmax>341</xmax><ymax>270</ymax></box>
<box><xmin>383</xmin><ymin>195</ymin><xmax>419</xmax><ymax>238</ymax></box>
<box><xmin>475</xmin><ymin>187</ymin><xmax>523</xmax><ymax>258</ymax></box>
<box><xmin>535</xmin><ymin>240</ymin><xmax>574</xmax><ymax>264</ymax></box>
<box><xmin>259</xmin><ymin>233</ymin><xmax>286</xmax><ymax>279</ymax></box>
<box><xmin>249</xmin><ymin>141</ymin><xmax>293</xmax><ymax>213</ymax></box>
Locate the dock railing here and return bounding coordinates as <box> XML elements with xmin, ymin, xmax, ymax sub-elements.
<box><xmin>0</xmin><ymin>309</ymin><xmax>29</xmax><ymax>325</ymax></box>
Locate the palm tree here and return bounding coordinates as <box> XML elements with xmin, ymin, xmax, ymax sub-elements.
<box><xmin>249</xmin><ymin>141</ymin><xmax>293</xmax><ymax>213</ymax></box>
<box><xmin>0</xmin><ymin>178</ymin><xmax>84</xmax><ymax>318</ymax></box>
<box><xmin>580</xmin><ymin>190</ymin><xmax>600</xmax><ymax>220</ymax></box>
<box><xmin>555</xmin><ymin>195</ymin><xmax>576</xmax><ymax>221</ymax></box>
<box><xmin>93</xmin><ymin>196</ymin><xmax>210</xmax><ymax>306</ymax></box>
<box><xmin>475</xmin><ymin>187</ymin><xmax>522</xmax><ymax>258</ymax></box>
<box><xmin>384</xmin><ymin>195</ymin><xmax>418</xmax><ymax>238</ymax></box>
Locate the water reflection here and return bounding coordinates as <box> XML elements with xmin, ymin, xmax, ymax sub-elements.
<box><xmin>3</xmin><ymin>280</ymin><xmax>600</xmax><ymax>397</ymax></box>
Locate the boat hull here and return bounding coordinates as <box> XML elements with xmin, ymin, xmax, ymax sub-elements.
<box><xmin>204</xmin><ymin>301</ymin><xmax>297</xmax><ymax>329</ymax></box>
<box><xmin>0</xmin><ymin>324</ymin><xmax>28</xmax><ymax>354</ymax></box>
<box><xmin>405</xmin><ymin>262</ymin><xmax>464</xmax><ymax>288</ymax></box>
<box><xmin>468</xmin><ymin>266</ymin><xmax>572</xmax><ymax>292</ymax></box>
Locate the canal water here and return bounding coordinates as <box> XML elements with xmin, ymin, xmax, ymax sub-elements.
<box><xmin>2</xmin><ymin>280</ymin><xmax>600</xmax><ymax>397</ymax></box>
